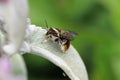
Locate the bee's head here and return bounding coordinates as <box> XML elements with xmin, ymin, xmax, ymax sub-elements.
<box><xmin>61</xmin><ymin>31</ymin><xmax>70</xmax><ymax>40</ymax></box>
<box><xmin>59</xmin><ymin>35</ymin><xmax>69</xmax><ymax>45</ymax></box>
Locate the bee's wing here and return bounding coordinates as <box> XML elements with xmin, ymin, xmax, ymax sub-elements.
<box><xmin>68</xmin><ymin>31</ymin><xmax>78</xmax><ymax>41</ymax></box>
<box><xmin>69</xmin><ymin>30</ymin><xmax>78</xmax><ymax>36</ymax></box>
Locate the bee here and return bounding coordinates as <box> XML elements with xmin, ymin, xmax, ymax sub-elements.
<box><xmin>43</xmin><ymin>20</ymin><xmax>77</xmax><ymax>53</ymax></box>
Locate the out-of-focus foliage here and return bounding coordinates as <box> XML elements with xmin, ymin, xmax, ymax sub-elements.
<box><xmin>23</xmin><ymin>0</ymin><xmax>120</xmax><ymax>80</ymax></box>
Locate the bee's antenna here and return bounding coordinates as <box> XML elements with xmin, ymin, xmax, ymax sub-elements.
<box><xmin>44</xmin><ymin>19</ymin><xmax>48</xmax><ymax>28</ymax></box>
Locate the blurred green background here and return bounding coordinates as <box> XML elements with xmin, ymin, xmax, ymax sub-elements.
<box><xmin>23</xmin><ymin>0</ymin><xmax>120</xmax><ymax>80</ymax></box>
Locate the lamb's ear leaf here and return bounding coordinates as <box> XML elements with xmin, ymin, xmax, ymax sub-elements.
<box><xmin>25</xmin><ymin>25</ymin><xmax>88</xmax><ymax>80</ymax></box>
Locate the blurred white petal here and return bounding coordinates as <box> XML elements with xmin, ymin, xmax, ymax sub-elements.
<box><xmin>0</xmin><ymin>0</ymin><xmax>28</xmax><ymax>55</ymax></box>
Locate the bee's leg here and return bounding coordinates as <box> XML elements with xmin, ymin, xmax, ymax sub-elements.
<box><xmin>57</xmin><ymin>40</ymin><xmax>64</xmax><ymax>52</ymax></box>
<box><xmin>60</xmin><ymin>41</ymin><xmax>70</xmax><ymax>53</ymax></box>
<box><xmin>59</xmin><ymin>43</ymin><xmax>66</xmax><ymax>53</ymax></box>
<box><xmin>41</xmin><ymin>36</ymin><xmax>50</xmax><ymax>43</ymax></box>
<box><xmin>44</xmin><ymin>36</ymin><xmax>49</xmax><ymax>42</ymax></box>
<box><xmin>59</xmin><ymin>40</ymin><xmax>66</xmax><ymax>53</ymax></box>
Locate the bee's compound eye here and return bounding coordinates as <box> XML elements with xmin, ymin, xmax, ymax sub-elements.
<box><xmin>60</xmin><ymin>37</ymin><xmax>66</xmax><ymax>42</ymax></box>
